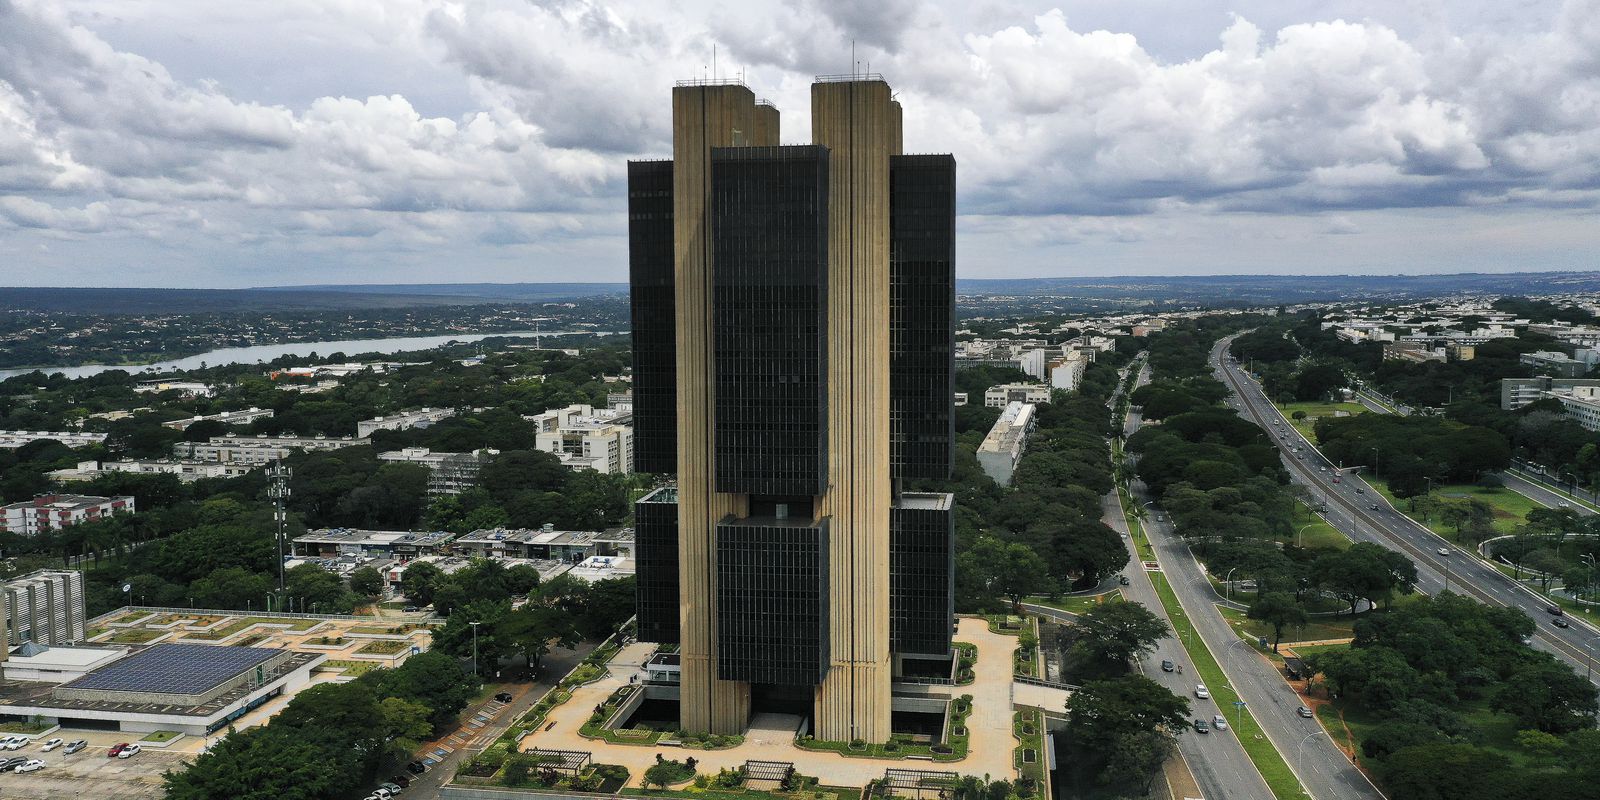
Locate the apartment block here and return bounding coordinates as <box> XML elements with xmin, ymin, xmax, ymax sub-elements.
<box><xmin>0</xmin><ymin>494</ymin><xmax>135</xmax><ymax>537</ymax></box>
<box><xmin>527</xmin><ymin>404</ymin><xmax>633</xmax><ymax>474</ymax></box>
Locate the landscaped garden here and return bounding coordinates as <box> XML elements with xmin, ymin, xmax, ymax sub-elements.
<box><xmin>796</xmin><ymin>693</ymin><xmax>971</xmax><ymax>762</ymax></box>
<box><xmin>355</xmin><ymin>639</ymin><xmax>410</xmax><ymax>656</ymax></box>
<box><xmin>106</xmin><ymin>628</ymin><xmax>168</xmax><ymax>644</ymax></box>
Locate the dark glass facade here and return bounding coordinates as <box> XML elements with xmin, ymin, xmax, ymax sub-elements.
<box><xmin>715</xmin><ymin>516</ymin><xmax>830</xmax><ymax>685</ymax></box>
<box><xmin>890</xmin><ymin>493</ymin><xmax>955</xmax><ymax>656</ymax></box>
<box><xmin>889</xmin><ymin>155</ymin><xmax>956</xmax><ymax>481</ymax></box>
<box><xmin>710</xmin><ymin>146</ymin><xmax>830</xmax><ymax>496</ymax></box>
<box><xmin>633</xmin><ymin>487</ymin><xmax>680</xmax><ymax>644</ymax></box>
<box><xmin>628</xmin><ymin>160</ymin><xmax>678</xmax><ymax>474</ymax></box>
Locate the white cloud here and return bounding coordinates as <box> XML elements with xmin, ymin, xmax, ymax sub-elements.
<box><xmin>0</xmin><ymin>0</ymin><xmax>1596</xmax><ymax>286</ymax></box>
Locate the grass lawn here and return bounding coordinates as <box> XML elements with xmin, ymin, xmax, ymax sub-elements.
<box><xmin>1148</xmin><ymin>572</ymin><xmax>1305</xmax><ymax>800</ymax></box>
<box><xmin>1026</xmin><ymin>591</ymin><xmax>1123</xmax><ymax>615</ymax></box>
<box><xmin>1280</xmin><ymin>401</ymin><xmax>1368</xmax><ymax>440</ymax></box>
<box><xmin>356</xmin><ymin>639</ymin><xmax>409</xmax><ymax>656</ymax></box>
<box><xmin>1377</xmin><ymin>483</ymin><xmax>1540</xmax><ymax>537</ymax></box>
<box><xmin>1284</xmin><ymin>642</ymin><xmax>1348</xmax><ymax>661</ymax></box>
<box><xmin>106</xmin><ymin>628</ymin><xmax>167</xmax><ymax>644</ymax></box>
<box><xmin>1318</xmin><ymin>698</ymin><xmax>1530</xmax><ymax>773</ymax></box>
<box><xmin>1217</xmin><ymin>606</ymin><xmax>1356</xmax><ymax>646</ymax></box>
<box><xmin>1289</xmin><ymin>503</ymin><xmax>1349</xmax><ymax>551</ymax></box>
<box><xmin>320</xmin><ymin>659</ymin><xmax>381</xmax><ymax>676</ymax></box>
<box><xmin>140</xmin><ymin>731</ymin><xmax>181</xmax><ymax>743</ymax></box>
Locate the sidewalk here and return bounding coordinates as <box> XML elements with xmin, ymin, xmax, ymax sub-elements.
<box><xmin>514</xmin><ymin>618</ymin><xmax>1021</xmax><ymax>788</ymax></box>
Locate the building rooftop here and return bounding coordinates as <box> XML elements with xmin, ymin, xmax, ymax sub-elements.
<box><xmin>58</xmin><ymin>643</ymin><xmax>280</xmax><ymax>697</ymax></box>
<box><xmin>295</xmin><ymin>528</ymin><xmax>457</xmax><ymax>548</ymax></box>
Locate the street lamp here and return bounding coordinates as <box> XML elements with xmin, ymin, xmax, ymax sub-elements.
<box><xmin>469</xmin><ymin>621</ymin><xmax>482</xmax><ymax>676</ymax></box>
<box><xmin>1297</xmin><ymin>523</ymin><xmax>1316</xmax><ymax>548</ymax></box>
<box><xmin>1298</xmin><ymin>729</ymin><xmax>1330</xmax><ymax>764</ymax></box>
<box><xmin>1225</xmin><ymin>568</ymin><xmax>1239</xmax><ymax>604</ymax></box>
<box><xmin>1371</xmin><ymin>447</ymin><xmax>1380</xmax><ymax>478</ymax></box>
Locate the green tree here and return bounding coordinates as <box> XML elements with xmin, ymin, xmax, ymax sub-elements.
<box><xmin>1247</xmin><ymin>592</ymin><xmax>1308</xmax><ymax>652</ymax></box>
<box><xmin>1072</xmin><ymin>601</ymin><xmax>1169</xmax><ymax>665</ymax></box>
<box><xmin>1066</xmin><ymin>675</ymin><xmax>1190</xmax><ymax>748</ymax></box>
<box><xmin>399</xmin><ymin>560</ymin><xmax>444</xmax><ymax>607</ymax></box>
<box><xmin>1492</xmin><ymin>656</ymin><xmax>1599</xmax><ymax>734</ymax></box>
<box><xmin>348</xmin><ymin>566</ymin><xmax>385</xmax><ymax>599</ymax></box>
<box><xmin>499</xmin><ymin>603</ymin><xmax>581</xmax><ymax>673</ymax></box>
<box><xmin>958</xmin><ymin>537</ymin><xmax>1049</xmax><ymax>610</ymax></box>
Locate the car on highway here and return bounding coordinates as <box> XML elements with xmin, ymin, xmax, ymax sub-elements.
<box><xmin>38</xmin><ymin>738</ymin><xmax>63</xmax><ymax>752</ymax></box>
<box><xmin>1437</xmin><ymin>547</ymin><xmax>1450</xmax><ymax>556</ymax></box>
<box><xmin>1354</xmin><ymin>487</ymin><xmax>1364</xmax><ymax>493</ymax></box>
<box><xmin>1212</xmin><ymin>714</ymin><xmax>1228</xmax><ymax>731</ymax></box>
<box><xmin>1548</xmin><ymin>605</ymin><xmax>1565</xmax><ymax>616</ymax></box>
<box><xmin>63</xmin><ymin>740</ymin><xmax>87</xmax><ymax>755</ymax></box>
<box><xmin>1332</xmin><ymin>476</ymin><xmax>1340</xmax><ymax>484</ymax></box>
<box><xmin>1195</xmin><ymin>684</ymin><xmax>1210</xmax><ymax>699</ymax></box>
<box><xmin>1554</xmin><ymin>617</ymin><xmax>1571</xmax><ymax>629</ymax></box>
<box><xmin>1297</xmin><ymin>705</ymin><xmax>1314</xmax><ymax>718</ymax></box>
<box><xmin>1161</xmin><ymin>659</ymin><xmax>1175</xmax><ymax>672</ymax></box>
<box><xmin>1193</xmin><ymin>719</ymin><xmax>1210</xmax><ymax>734</ymax></box>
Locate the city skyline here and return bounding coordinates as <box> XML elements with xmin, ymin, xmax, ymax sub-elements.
<box><xmin>1</xmin><ymin>0</ymin><xmax>1597</xmax><ymax>288</ymax></box>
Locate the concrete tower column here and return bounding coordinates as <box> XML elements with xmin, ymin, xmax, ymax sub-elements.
<box><xmin>811</xmin><ymin>77</ymin><xmax>901</xmax><ymax>743</ymax></box>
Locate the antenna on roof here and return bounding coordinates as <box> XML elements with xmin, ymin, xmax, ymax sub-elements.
<box><xmin>713</xmin><ymin>44</ymin><xmax>717</xmax><ymax>80</ymax></box>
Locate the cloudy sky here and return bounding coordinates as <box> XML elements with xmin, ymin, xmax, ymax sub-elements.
<box><xmin>1</xmin><ymin>0</ymin><xmax>1596</xmax><ymax>288</ymax></box>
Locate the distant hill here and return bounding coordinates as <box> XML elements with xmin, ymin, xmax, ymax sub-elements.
<box><xmin>952</xmin><ymin>272</ymin><xmax>1594</xmax><ymax>305</ymax></box>
<box><xmin>3</xmin><ymin>272</ymin><xmax>1588</xmax><ymax>314</ymax></box>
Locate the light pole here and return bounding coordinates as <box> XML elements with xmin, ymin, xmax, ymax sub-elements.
<box><xmin>1297</xmin><ymin>523</ymin><xmax>1316</xmax><ymax>548</ymax></box>
<box><xmin>469</xmin><ymin>621</ymin><xmax>482</xmax><ymax>676</ymax></box>
<box><xmin>1226</xmin><ymin>568</ymin><xmax>1239</xmax><ymax>604</ymax></box>
<box><xmin>1298</xmin><ymin>729</ymin><xmax>1330</xmax><ymax>763</ymax></box>
<box><xmin>1371</xmin><ymin>446</ymin><xmax>1380</xmax><ymax>478</ymax></box>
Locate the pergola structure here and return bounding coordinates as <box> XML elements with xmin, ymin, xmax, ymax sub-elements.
<box><xmin>525</xmin><ymin>748</ymin><xmax>592</xmax><ymax>775</ymax></box>
<box><xmin>742</xmin><ymin>760</ymin><xmax>796</xmax><ymax>788</ymax></box>
<box><xmin>880</xmin><ymin>768</ymin><xmax>961</xmax><ymax>799</ymax></box>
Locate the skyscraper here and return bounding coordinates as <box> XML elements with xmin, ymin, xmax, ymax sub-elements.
<box><xmin>630</xmin><ymin>74</ymin><xmax>955</xmax><ymax>743</ymax></box>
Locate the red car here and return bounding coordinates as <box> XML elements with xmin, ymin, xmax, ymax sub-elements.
<box><xmin>107</xmin><ymin>743</ymin><xmax>129</xmax><ymax>758</ymax></box>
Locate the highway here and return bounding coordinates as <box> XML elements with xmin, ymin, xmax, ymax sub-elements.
<box><xmin>1210</xmin><ymin>335</ymin><xmax>1600</xmax><ymax>684</ymax></box>
<box><xmin>1112</xmin><ymin>357</ymin><xmax>1380</xmax><ymax>800</ymax></box>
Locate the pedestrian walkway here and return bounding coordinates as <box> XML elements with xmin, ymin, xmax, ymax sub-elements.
<box><xmin>514</xmin><ymin>618</ymin><xmax>1021</xmax><ymax>787</ymax></box>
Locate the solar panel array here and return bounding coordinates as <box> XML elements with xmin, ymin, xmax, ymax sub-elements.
<box><xmin>62</xmin><ymin>643</ymin><xmax>280</xmax><ymax>696</ymax></box>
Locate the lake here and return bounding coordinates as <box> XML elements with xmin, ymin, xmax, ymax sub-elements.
<box><xmin>0</xmin><ymin>330</ymin><xmax>617</xmax><ymax>380</ymax></box>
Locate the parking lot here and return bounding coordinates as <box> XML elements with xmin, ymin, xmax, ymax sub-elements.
<box><xmin>0</xmin><ymin>733</ymin><xmax>195</xmax><ymax>799</ymax></box>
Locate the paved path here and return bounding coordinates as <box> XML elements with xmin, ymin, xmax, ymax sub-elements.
<box><xmin>513</xmin><ymin>618</ymin><xmax>1021</xmax><ymax>788</ymax></box>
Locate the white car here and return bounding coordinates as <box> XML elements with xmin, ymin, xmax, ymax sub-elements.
<box><xmin>1195</xmin><ymin>684</ymin><xmax>1210</xmax><ymax>699</ymax></box>
<box><xmin>0</xmin><ymin>739</ymin><xmax>25</xmax><ymax>751</ymax></box>
<box><xmin>1212</xmin><ymin>714</ymin><xmax>1228</xmax><ymax>731</ymax></box>
<box><xmin>14</xmin><ymin>759</ymin><xmax>45</xmax><ymax>773</ymax></box>
<box><xmin>117</xmin><ymin>744</ymin><xmax>141</xmax><ymax>759</ymax></box>
<box><xmin>38</xmin><ymin>738</ymin><xmax>63</xmax><ymax>752</ymax></box>
<box><xmin>1437</xmin><ymin>547</ymin><xmax>1450</xmax><ymax>556</ymax></box>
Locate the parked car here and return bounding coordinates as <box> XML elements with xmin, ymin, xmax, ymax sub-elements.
<box><xmin>1195</xmin><ymin>684</ymin><xmax>1210</xmax><ymax>699</ymax></box>
<box><xmin>389</xmin><ymin>775</ymin><xmax>411</xmax><ymax>788</ymax></box>
<box><xmin>1193</xmin><ymin>719</ymin><xmax>1210</xmax><ymax>734</ymax></box>
<box><xmin>372</xmin><ymin>789</ymin><xmax>393</xmax><ymax>800</ymax></box>
<box><xmin>0</xmin><ymin>738</ymin><xmax>25</xmax><ymax>751</ymax></box>
<box><xmin>117</xmin><ymin>744</ymin><xmax>141</xmax><ymax>759</ymax></box>
<box><xmin>0</xmin><ymin>757</ymin><xmax>26</xmax><ymax>771</ymax></box>
<box><xmin>107</xmin><ymin>743</ymin><xmax>129</xmax><ymax>758</ymax></box>
<box><xmin>494</xmin><ymin>692</ymin><xmax>514</xmax><ymax>704</ymax></box>
<box><xmin>381</xmin><ymin>783</ymin><xmax>405</xmax><ymax>796</ymax></box>
<box><xmin>1160</xmin><ymin>660</ymin><xmax>1175</xmax><ymax>673</ymax></box>
<box><xmin>406</xmin><ymin>761</ymin><xmax>428</xmax><ymax>775</ymax></box>
<box><xmin>37</xmin><ymin>738</ymin><xmax>63</xmax><ymax>752</ymax></box>
<box><xmin>1297</xmin><ymin>706</ymin><xmax>1314</xmax><ymax>718</ymax></box>
<box><xmin>1212</xmin><ymin>714</ymin><xmax>1228</xmax><ymax>731</ymax></box>
<box><xmin>402</xmin><ymin>606</ymin><xmax>420</xmax><ymax>613</ymax></box>
<box><xmin>14</xmin><ymin>760</ymin><xmax>45</xmax><ymax>773</ymax></box>
<box><xmin>63</xmin><ymin>740</ymin><xmax>87</xmax><ymax>755</ymax></box>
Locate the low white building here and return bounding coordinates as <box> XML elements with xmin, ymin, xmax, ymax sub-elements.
<box><xmin>357</xmin><ymin>407</ymin><xmax>456</xmax><ymax>438</ymax></box>
<box><xmin>52</xmin><ymin>459</ymin><xmax>255</xmax><ymax>483</ymax></box>
<box><xmin>377</xmin><ymin>447</ymin><xmax>496</xmax><ymax>494</ymax></box>
<box><xmin>984</xmin><ymin>383</ymin><xmax>1050</xmax><ymax>408</ymax></box>
<box><xmin>206</xmin><ymin>433</ymin><xmax>370</xmax><ymax>451</ymax></box>
<box><xmin>3</xmin><ymin>570</ymin><xmax>87</xmax><ymax>646</ymax></box>
<box><xmin>133</xmin><ymin>380</ymin><xmax>214</xmax><ymax>398</ymax></box>
<box><xmin>0</xmin><ymin>494</ymin><xmax>134</xmax><ymax>536</ymax></box>
<box><xmin>0</xmin><ymin>431</ymin><xmax>107</xmax><ymax>449</ymax></box>
<box><xmin>976</xmin><ymin>402</ymin><xmax>1036</xmax><ymax>487</ymax></box>
<box><xmin>160</xmin><ymin>407</ymin><xmax>275</xmax><ymax>431</ymax></box>
<box><xmin>527</xmin><ymin>404</ymin><xmax>633</xmax><ymax>474</ymax></box>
